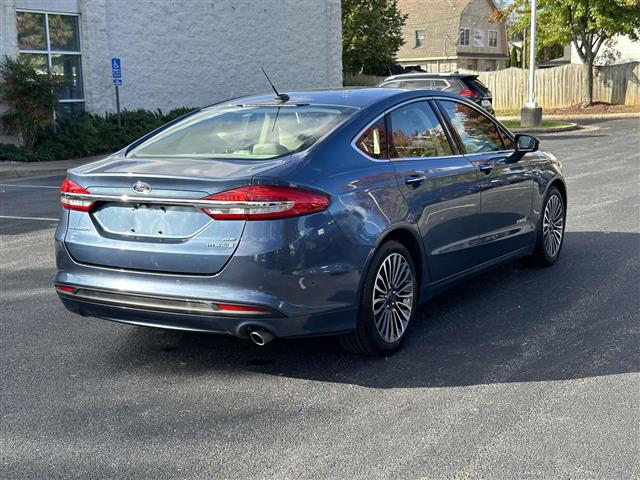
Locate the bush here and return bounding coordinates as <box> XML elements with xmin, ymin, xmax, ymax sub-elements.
<box><xmin>0</xmin><ymin>143</ymin><xmax>37</xmax><ymax>161</ymax></box>
<box><xmin>0</xmin><ymin>55</ymin><xmax>59</xmax><ymax>149</ymax></box>
<box><xmin>0</xmin><ymin>107</ymin><xmax>197</xmax><ymax>161</ymax></box>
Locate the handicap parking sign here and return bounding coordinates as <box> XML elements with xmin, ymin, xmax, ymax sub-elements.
<box><xmin>111</xmin><ymin>57</ymin><xmax>122</xmax><ymax>85</ymax></box>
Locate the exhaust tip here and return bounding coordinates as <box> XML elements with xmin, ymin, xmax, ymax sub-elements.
<box><xmin>249</xmin><ymin>329</ymin><xmax>274</xmax><ymax>346</ymax></box>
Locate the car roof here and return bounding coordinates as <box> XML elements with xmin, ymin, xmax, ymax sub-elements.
<box><xmin>202</xmin><ymin>88</ymin><xmax>466</xmax><ymax>116</ymax></box>
<box><xmin>222</xmin><ymin>88</ymin><xmax>407</xmax><ymax>109</ymax></box>
<box><xmin>381</xmin><ymin>73</ymin><xmax>477</xmax><ymax>82</ymax></box>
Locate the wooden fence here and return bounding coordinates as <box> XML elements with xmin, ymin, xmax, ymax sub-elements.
<box><xmin>344</xmin><ymin>62</ymin><xmax>640</xmax><ymax>110</ymax></box>
<box><xmin>476</xmin><ymin>62</ymin><xmax>640</xmax><ymax>110</ymax></box>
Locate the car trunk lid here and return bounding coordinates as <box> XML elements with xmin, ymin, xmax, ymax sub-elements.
<box><xmin>63</xmin><ymin>156</ymin><xmax>288</xmax><ymax>274</ymax></box>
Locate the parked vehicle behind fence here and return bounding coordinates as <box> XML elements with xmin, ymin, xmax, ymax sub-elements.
<box><xmin>55</xmin><ymin>88</ymin><xmax>566</xmax><ymax>356</ymax></box>
<box><xmin>378</xmin><ymin>73</ymin><xmax>495</xmax><ymax>114</ymax></box>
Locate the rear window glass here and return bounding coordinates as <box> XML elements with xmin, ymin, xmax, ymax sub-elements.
<box><xmin>129</xmin><ymin>104</ymin><xmax>356</xmax><ymax>160</ymax></box>
<box><xmin>464</xmin><ymin>77</ymin><xmax>490</xmax><ymax>94</ymax></box>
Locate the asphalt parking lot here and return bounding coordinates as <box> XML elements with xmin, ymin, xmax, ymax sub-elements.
<box><xmin>1</xmin><ymin>118</ymin><xmax>639</xmax><ymax>479</ymax></box>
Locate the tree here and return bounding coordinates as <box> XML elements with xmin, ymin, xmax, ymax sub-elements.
<box><xmin>494</xmin><ymin>0</ymin><xmax>640</xmax><ymax>107</ymax></box>
<box><xmin>342</xmin><ymin>0</ymin><xmax>408</xmax><ymax>76</ymax></box>
<box><xmin>509</xmin><ymin>44</ymin><xmax>520</xmax><ymax>67</ymax></box>
<box><xmin>0</xmin><ymin>56</ymin><xmax>58</xmax><ymax>148</ymax></box>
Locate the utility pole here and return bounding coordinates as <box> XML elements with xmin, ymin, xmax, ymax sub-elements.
<box><xmin>520</xmin><ymin>0</ymin><xmax>542</xmax><ymax>127</ymax></box>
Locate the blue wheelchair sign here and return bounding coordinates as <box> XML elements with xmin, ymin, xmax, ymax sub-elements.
<box><xmin>111</xmin><ymin>57</ymin><xmax>122</xmax><ymax>86</ymax></box>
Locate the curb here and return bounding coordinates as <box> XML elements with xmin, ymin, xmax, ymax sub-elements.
<box><xmin>510</xmin><ymin>122</ymin><xmax>580</xmax><ymax>134</ymax></box>
<box><xmin>0</xmin><ymin>156</ymin><xmax>102</xmax><ymax>180</ymax></box>
<box><xmin>497</xmin><ymin>112</ymin><xmax>640</xmax><ymax>121</ymax></box>
<box><xmin>0</xmin><ymin>165</ymin><xmax>70</xmax><ymax>180</ymax></box>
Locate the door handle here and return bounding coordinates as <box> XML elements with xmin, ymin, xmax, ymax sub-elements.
<box><xmin>404</xmin><ymin>175</ymin><xmax>426</xmax><ymax>186</ymax></box>
<box><xmin>479</xmin><ymin>163</ymin><xmax>493</xmax><ymax>173</ymax></box>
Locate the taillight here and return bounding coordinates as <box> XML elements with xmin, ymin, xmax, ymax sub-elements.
<box><xmin>459</xmin><ymin>89</ymin><xmax>477</xmax><ymax>97</ymax></box>
<box><xmin>60</xmin><ymin>177</ymin><xmax>93</xmax><ymax>212</ymax></box>
<box><xmin>200</xmin><ymin>185</ymin><xmax>330</xmax><ymax>220</ymax></box>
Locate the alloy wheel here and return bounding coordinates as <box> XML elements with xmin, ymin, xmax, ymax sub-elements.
<box><xmin>543</xmin><ymin>194</ymin><xmax>564</xmax><ymax>258</ymax></box>
<box><xmin>372</xmin><ymin>253</ymin><xmax>414</xmax><ymax>343</ymax></box>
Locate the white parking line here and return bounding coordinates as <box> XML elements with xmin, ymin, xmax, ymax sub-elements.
<box><xmin>0</xmin><ymin>184</ymin><xmax>59</xmax><ymax>189</ymax></box>
<box><xmin>0</xmin><ymin>215</ymin><xmax>58</xmax><ymax>221</ymax></box>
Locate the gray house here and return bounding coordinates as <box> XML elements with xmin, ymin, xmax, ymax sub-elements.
<box><xmin>396</xmin><ymin>0</ymin><xmax>509</xmax><ymax>72</ymax></box>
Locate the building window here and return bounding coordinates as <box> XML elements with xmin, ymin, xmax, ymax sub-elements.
<box><xmin>415</xmin><ymin>30</ymin><xmax>425</xmax><ymax>48</ymax></box>
<box><xmin>488</xmin><ymin>30</ymin><xmax>498</xmax><ymax>48</ymax></box>
<box><xmin>17</xmin><ymin>11</ymin><xmax>84</xmax><ymax>115</ymax></box>
<box><xmin>473</xmin><ymin>29</ymin><xmax>485</xmax><ymax>48</ymax></box>
<box><xmin>458</xmin><ymin>28</ymin><xmax>470</xmax><ymax>46</ymax></box>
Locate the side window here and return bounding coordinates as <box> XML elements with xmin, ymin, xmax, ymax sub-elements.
<box><xmin>354</xmin><ymin>118</ymin><xmax>387</xmax><ymax>159</ymax></box>
<box><xmin>402</xmin><ymin>80</ymin><xmax>432</xmax><ymax>90</ymax></box>
<box><xmin>431</xmin><ymin>80</ymin><xmax>448</xmax><ymax>90</ymax></box>
<box><xmin>438</xmin><ymin>100</ymin><xmax>504</xmax><ymax>154</ymax></box>
<box><xmin>389</xmin><ymin>101</ymin><xmax>453</xmax><ymax>159</ymax></box>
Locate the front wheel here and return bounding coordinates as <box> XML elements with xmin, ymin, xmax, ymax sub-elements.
<box><xmin>527</xmin><ymin>186</ymin><xmax>565</xmax><ymax>266</ymax></box>
<box><xmin>339</xmin><ymin>240</ymin><xmax>418</xmax><ymax>356</ymax></box>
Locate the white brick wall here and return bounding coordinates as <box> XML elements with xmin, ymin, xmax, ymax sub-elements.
<box><xmin>88</xmin><ymin>0</ymin><xmax>343</xmax><ymax>113</ymax></box>
<box><xmin>1</xmin><ymin>0</ymin><xmax>343</xmax><ymax>115</ymax></box>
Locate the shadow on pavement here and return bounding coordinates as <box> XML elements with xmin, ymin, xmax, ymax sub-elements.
<box><xmin>84</xmin><ymin>231</ymin><xmax>640</xmax><ymax>388</ymax></box>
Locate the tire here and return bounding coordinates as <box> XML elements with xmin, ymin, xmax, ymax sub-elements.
<box><xmin>526</xmin><ymin>186</ymin><xmax>565</xmax><ymax>266</ymax></box>
<box><xmin>339</xmin><ymin>240</ymin><xmax>418</xmax><ymax>356</ymax></box>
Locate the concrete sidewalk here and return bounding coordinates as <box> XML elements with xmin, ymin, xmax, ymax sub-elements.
<box><xmin>0</xmin><ymin>155</ymin><xmax>102</xmax><ymax>180</ymax></box>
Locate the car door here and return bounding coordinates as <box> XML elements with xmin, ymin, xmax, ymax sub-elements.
<box><xmin>436</xmin><ymin>99</ymin><xmax>534</xmax><ymax>262</ymax></box>
<box><xmin>387</xmin><ymin>99</ymin><xmax>482</xmax><ymax>282</ymax></box>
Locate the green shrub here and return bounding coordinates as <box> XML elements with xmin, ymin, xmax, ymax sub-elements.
<box><xmin>24</xmin><ymin>107</ymin><xmax>197</xmax><ymax>161</ymax></box>
<box><xmin>0</xmin><ymin>143</ymin><xmax>37</xmax><ymax>161</ymax></box>
<box><xmin>0</xmin><ymin>56</ymin><xmax>59</xmax><ymax>149</ymax></box>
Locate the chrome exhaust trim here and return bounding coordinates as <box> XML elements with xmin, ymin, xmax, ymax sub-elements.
<box><xmin>249</xmin><ymin>329</ymin><xmax>274</xmax><ymax>346</ymax></box>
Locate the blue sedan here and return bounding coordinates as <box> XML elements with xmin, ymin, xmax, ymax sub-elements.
<box><xmin>55</xmin><ymin>88</ymin><xmax>566</xmax><ymax>356</ymax></box>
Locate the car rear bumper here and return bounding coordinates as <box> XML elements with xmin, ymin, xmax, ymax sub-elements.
<box><xmin>57</xmin><ymin>290</ymin><xmax>357</xmax><ymax>338</ymax></box>
<box><xmin>54</xmin><ymin>211</ymin><xmax>371</xmax><ymax>338</ymax></box>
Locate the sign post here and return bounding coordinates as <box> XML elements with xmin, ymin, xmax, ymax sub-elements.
<box><xmin>520</xmin><ymin>0</ymin><xmax>542</xmax><ymax>127</ymax></box>
<box><xmin>111</xmin><ymin>58</ymin><xmax>122</xmax><ymax>128</ymax></box>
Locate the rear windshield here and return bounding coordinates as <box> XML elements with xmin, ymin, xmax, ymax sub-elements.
<box><xmin>463</xmin><ymin>77</ymin><xmax>490</xmax><ymax>94</ymax></box>
<box><xmin>129</xmin><ymin>104</ymin><xmax>357</xmax><ymax>160</ymax></box>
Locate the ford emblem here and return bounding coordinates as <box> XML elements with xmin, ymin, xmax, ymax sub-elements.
<box><xmin>131</xmin><ymin>181</ymin><xmax>152</xmax><ymax>194</ymax></box>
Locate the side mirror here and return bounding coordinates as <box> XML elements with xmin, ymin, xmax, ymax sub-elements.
<box><xmin>515</xmin><ymin>134</ymin><xmax>539</xmax><ymax>153</ymax></box>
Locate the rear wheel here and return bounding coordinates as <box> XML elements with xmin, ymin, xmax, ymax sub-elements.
<box><xmin>527</xmin><ymin>186</ymin><xmax>565</xmax><ymax>266</ymax></box>
<box><xmin>340</xmin><ymin>240</ymin><xmax>418</xmax><ymax>356</ymax></box>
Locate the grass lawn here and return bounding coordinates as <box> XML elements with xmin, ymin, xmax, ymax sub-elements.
<box><xmin>500</xmin><ymin>119</ymin><xmax>573</xmax><ymax>129</ymax></box>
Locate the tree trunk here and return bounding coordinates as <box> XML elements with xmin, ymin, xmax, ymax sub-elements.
<box><xmin>582</xmin><ymin>60</ymin><xmax>594</xmax><ymax>108</ymax></box>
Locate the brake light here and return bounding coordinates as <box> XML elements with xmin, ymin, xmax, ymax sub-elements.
<box><xmin>200</xmin><ymin>185</ymin><xmax>330</xmax><ymax>220</ymax></box>
<box><xmin>60</xmin><ymin>177</ymin><xmax>93</xmax><ymax>212</ymax></box>
<box><xmin>459</xmin><ymin>89</ymin><xmax>477</xmax><ymax>97</ymax></box>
